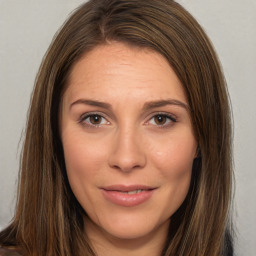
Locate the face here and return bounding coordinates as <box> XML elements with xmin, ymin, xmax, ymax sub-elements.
<box><xmin>60</xmin><ymin>42</ymin><xmax>197</xmax><ymax>244</ymax></box>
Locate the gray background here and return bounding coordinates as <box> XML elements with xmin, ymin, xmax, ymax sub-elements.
<box><xmin>0</xmin><ymin>1</ymin><xmax>255</xmax><ymax>255</ymax></box>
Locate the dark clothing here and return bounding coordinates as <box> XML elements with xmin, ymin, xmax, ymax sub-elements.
<box><xmin>0</xmin><ymin>244</ymin><xmax>234</xmax><ymax>256</ymax></box>
<box><xmin>0</xmin><ymin>248</ymin><xmax>22</xmax><ymax>256</ymax></box>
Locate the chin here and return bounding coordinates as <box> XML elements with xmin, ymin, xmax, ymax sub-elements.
<box><xmin>87</xmin><ymin>207</ymin><xmax>171</xmax><ymax>242</ymax></box>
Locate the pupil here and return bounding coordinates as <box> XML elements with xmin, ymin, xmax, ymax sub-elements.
<box><xmin>155</xmin><ymin>115</ymin><xmax>166</xmax><ymax>125</ymax></box>
<box><xmin>90</xmin><ymin>115</ymin><xmax>101</xmax><ymax>124</ymax></box>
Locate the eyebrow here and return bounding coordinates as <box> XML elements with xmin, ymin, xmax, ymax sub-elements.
<box><xmin>142</xmin><ymin>99</ymin><xmax>189</xmax><ymax>112</ymax></box>
<box><xmin>70</xmin><ymin>99</ymin><xmax>112</xmax><ymax>110</ymax></box>
<box><xmin>70</xmin><ymin>98</ymin><xmax>189</xmax><ymax>111</ymax></box>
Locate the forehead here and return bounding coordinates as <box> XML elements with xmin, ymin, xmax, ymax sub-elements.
<box><xmin>64</xmin><ymin>42</ymin><xmax>187</xmax><ymax>104</ymax></box>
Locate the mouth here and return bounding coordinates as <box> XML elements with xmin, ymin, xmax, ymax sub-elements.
<box><xmin>118</xmin><ymin>189</ymin><xmax>149</xmax><ymax>194</ymax></box>
<box><xmin>101</xmin><ymin>184</ymin><xmax>156</xmax><ymax>192</ymax></box>
<box><xmin>100</xmin><ymin>185</ymin><xmax>157</xmax><ymax>207</ymax></box>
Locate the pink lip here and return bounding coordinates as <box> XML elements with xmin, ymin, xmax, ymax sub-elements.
<box><xmin>100</xmin><ymin>184</ymin><xmax>156</xmax><ymax>207</ymax></box>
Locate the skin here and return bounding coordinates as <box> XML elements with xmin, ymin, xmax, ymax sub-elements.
<box><xmin>60</xmin><ymin>42</ymin><xmax>197</xmax><ymax>256</ymax></box>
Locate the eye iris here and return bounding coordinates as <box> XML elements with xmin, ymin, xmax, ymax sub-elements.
<box><xmin>154</xmin><ymin>115</ymin><xmax>166</xmax><ymax>125</ymax></box>
<box><xmin>89</xmin><ymin>115</ymin><xmax>102</xmax><ymax>124</ymax></box>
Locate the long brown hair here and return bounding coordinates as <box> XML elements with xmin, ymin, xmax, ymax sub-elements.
<box><xmin>0</xmin><ymin>0</ymin><xmax>233</xmax><ymax>255</ymax></box>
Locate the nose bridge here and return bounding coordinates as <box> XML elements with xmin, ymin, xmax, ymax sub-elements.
<box><xmin>108</xmin><ymin>123</ymin><xmax>146</xmax><ymax>172</ymax></box>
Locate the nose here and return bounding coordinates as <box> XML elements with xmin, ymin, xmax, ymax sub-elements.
<box><xmin>108</xmin><ymin>127</ymin><xmax>147</xmax><ymax>173</ymax></box>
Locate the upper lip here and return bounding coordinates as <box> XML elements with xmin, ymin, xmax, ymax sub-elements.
<box><xmin>101</xmin><ymin>184</ymin><xmax>157</xmax><ymax>192</ymax></box>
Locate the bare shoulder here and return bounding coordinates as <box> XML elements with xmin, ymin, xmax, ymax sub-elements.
<box><xmin>0</xmin><ymin>247</ymin><xmax>22</xmax><ymax>256</ymax></box>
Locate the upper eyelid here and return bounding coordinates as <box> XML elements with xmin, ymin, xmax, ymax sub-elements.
<box><xmin>80</xmin><ymin>111</ymin><xmax>107</xmax><ymax>117</ymax></box>
<box><xmin>146</xmin><ymin>111</ymin><xmax>177</xmax><ymax>121</ymax></box>
<box><xmin>79</xmin><ymin>111</ymin><xmax>109</xmax><ymax>122</ymax></box>
<box><xmin>79</xmin><ymin>110</ymin><xmax>117</xmax><ymax>123</ymax></box>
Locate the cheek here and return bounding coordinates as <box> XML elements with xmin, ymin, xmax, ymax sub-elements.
<box><xmin>149</xmin><ymin>134</ymin><xmax>196</xmax><ymax>174</ymax></box>
<box><xmin>62</xmin><ymin>133</ymin><xmax>108</xmax><ymax>194</ymax></box>
<box><xmin>148</xmin><ymin>132</ymin><xmax>196</xmax><ymax>196</ymax></box>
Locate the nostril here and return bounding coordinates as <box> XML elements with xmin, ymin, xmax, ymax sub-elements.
<box><xmin>111</xmin><ymin>162</ymin><xmax>144</xmax><ymax>173</ymax></box>
<box><xmin>108</xmin><ymin>132</ymin><xmax>147</xmax><ymax>172</ymax></box>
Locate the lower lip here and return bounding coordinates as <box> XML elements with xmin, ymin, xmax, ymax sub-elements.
<box><xmin>101</xmin><ymin>189</ymin><xmax>155</xmax><ymax>207</ymax></box>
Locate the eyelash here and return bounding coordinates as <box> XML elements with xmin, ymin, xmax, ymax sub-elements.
<box><xmin>79</xmin><ymin>112</ymin><xmax>177</xmax><ymax>128</ymax></box>
<box><xmin>79</xmin><ymin>112</ymin><xmax>109</xmax><ymax>128</ymax></box>
<box><xmin>147</xmin><ymin>112</ymin><xmax>177</xmax><ymax>128</ymax></box>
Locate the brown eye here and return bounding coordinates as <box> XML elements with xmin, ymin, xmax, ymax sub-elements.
<box><xmin>81</xmin><ymin>113</ymin><xmax>109</xmax><ymax>127</ymax></box>
<box><xmin>148</xmin><ymin>113</ymin><xmax>177</xmax><ymax>127</ymax></box>
<box><xmin>89</xmin><ymin>114</ymin><xmax>102</xmax><ymax>124</ymax></box>
<box><xmin>154</xmin><ymin>115</ymin><xmax>167</xmax><ymax>125</ymax></box>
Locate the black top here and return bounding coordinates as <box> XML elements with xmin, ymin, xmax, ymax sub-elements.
<box><xmin>0</xmin><ymin>244</ymin><xmax>234</xmax><ymax>255</ymax></box>
<box><xmin>0</xmin><ymin>247</ymin><xmax>22</xmax><ymax>256</ymax></box>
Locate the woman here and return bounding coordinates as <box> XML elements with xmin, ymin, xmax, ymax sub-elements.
<box><xmin>0</xmin><ymin>0</ymin><xmax>234</xmax><ymax>255</ymax></box>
